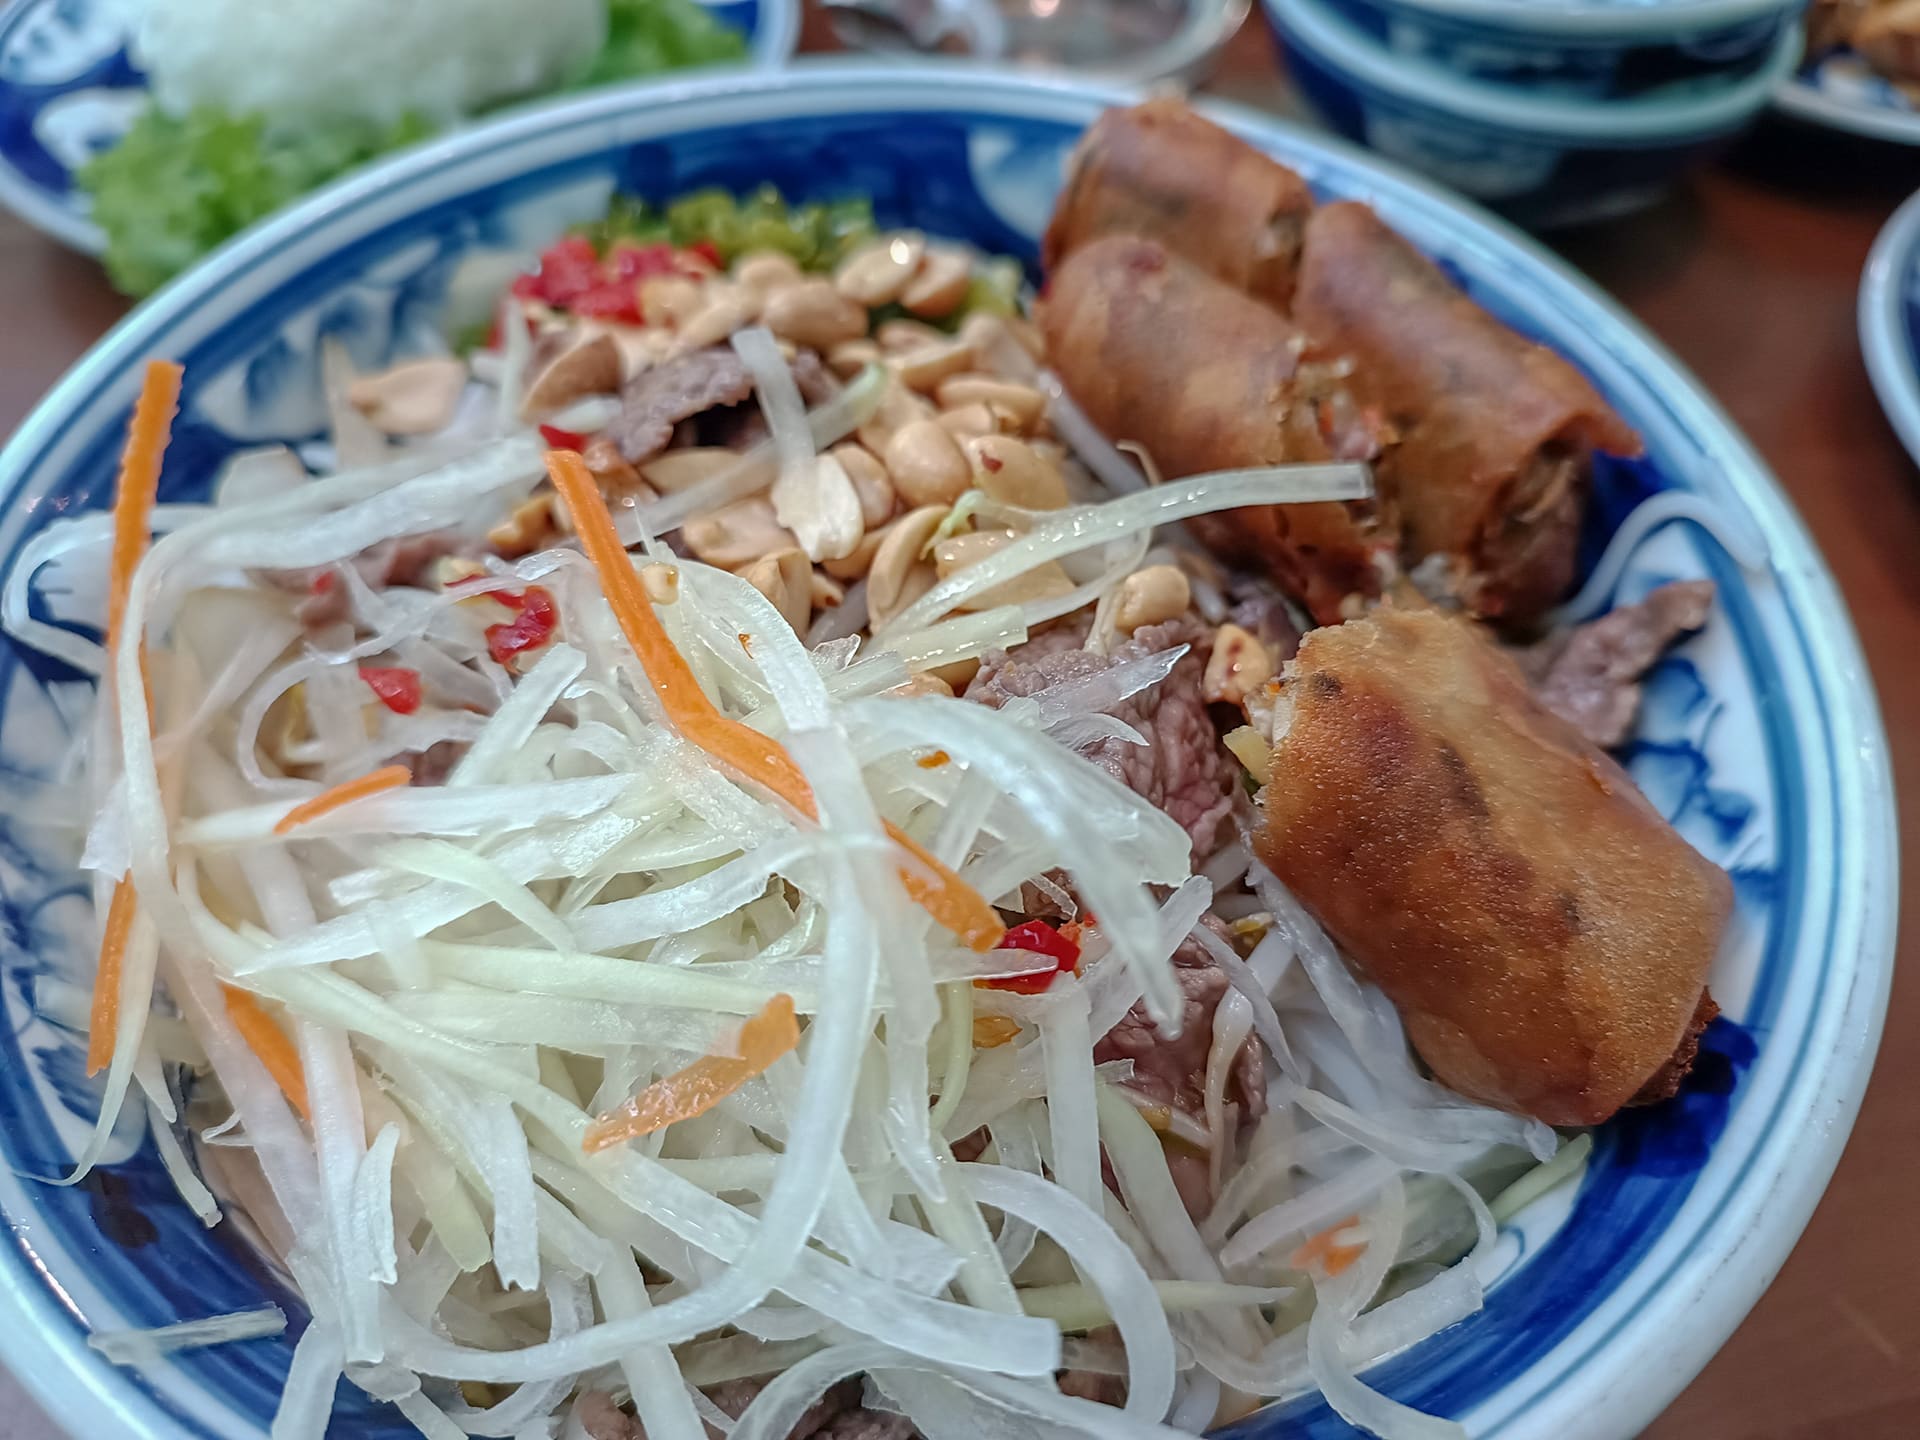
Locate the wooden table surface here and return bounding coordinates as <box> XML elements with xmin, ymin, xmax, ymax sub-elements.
<box><xmin>0</xmin><ymin>17</ymin><xmax>1914</xmax><ymax>1440</ymax></box>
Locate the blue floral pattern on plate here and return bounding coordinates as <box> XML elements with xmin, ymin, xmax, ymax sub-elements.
<box><xmin>1776</xmin><ymin>45</ymin><xmax>1920</xmax><ymax>143</ymax></box>
<box><xmin>0</xmin><ymin>0</ymin><xmax>800</xmax><ymax>253</ymax></box>
<box><xmin>0</xmin><ymin>64</ymin><xmax>1894</xmax><ymax>1440</ymax></box>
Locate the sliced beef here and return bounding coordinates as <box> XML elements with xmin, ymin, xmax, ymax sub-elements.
<box><xmin>1525</xmin><ymin>580</ymin><xmax>1714</xmax><ymax>748</ymax></box>
<box><xmin>576</xmin><ymin>1391</ymin><xmax>641</xmax><ymax>1440</ymax></box>
<box><xmin>266</xmin><ymin>531</ymin><xmax>463</xmax><ymax>629</ymax></box>
<box><xmin>607</xmin><ymin>346</ymin><xmax>756</xmax><ymax>462</ymax></box>
<box><xmin>610</xmin><ymin>346</ymin><xmax>837</xmax><ymax>462</ymax></box>
<box><xmin>966</xmin><ymin>615</ymin><xmax>1236</xmax><ymax>856</ymax></box>
<box><xmin>704</xmin><ymin>1377</ymin><xmax>912</xmax><ymax>1440</ymax></box>
<box><xmin>1093</xmin><ymin>925</ymin><xmax>1266</xmax><ymax>1127</ymax></box>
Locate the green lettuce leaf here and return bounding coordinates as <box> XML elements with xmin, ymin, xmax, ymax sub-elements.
<box><xmin>78</xmin><ymin>0</ymin><xmax>748</xmax><ymax>296</ymax></box>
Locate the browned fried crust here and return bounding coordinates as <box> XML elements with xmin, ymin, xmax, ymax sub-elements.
<box><xmin>1256</xmin><ymin>609</ymin><xmax>1731</xmax><ymax>1126</ymax></box>
<box><xmin>1293</xmin><ymin>203</ymin><xmax>1643</xmax><ymax>625</ymax></box>
<box><xmin>1041</xmin><ymin>99</ymin><xmax>1316</xmax><ymax>311</ymax></box>
<box><xmin>1039</xmin><ymin>235</ymin><xmax>1393</xmax><ymax>624</ymax></box>
<box><xmin>1631</xmin><ymin>989</ymin><xmax>1719</xmax><ymax>1107</ymax></box>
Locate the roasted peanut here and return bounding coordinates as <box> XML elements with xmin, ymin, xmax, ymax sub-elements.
<box><xmin>821</xmin><ymin>521</ymin><xmax>887</xmax><ymax>581</ymax></box>
<box><xmin>1204</xmin><ymin>623</ymin><xmax>1276</xmax><ymax>706</ymax></box>
<box><xmin>935</xmin><ymin>374</ymin><xmax>1045</xmax><ymax>430</ymax></box>
<box><xmin>682</xmin><ymin>496</ymin><xmax>797</xmax><ymax>569</ymax></box>
<box><xmin>640</xmin><ymin>562</ymin><xmax>680</xmax><ymax>605</ymax></box>
<box><xmin>932</xmin><ymin>528</ymin><xmax>1073</xmax><ymax>612</ymax></box>
<box><xmin>771</xmin><ymin>452</ymin><xmax>865</xmax><ymax>563</ymax></box>
<box><xmin>826</xmin><ymin>339</ymin><xmax>882</xmax><ymax>378</ymax></box>
<box><xmin>1113</xmin><ymin>565</ymin><xmax>1192</xmax><ymax>634</ymax></box>
<box><xmin>884</xmin><ymin>419</ymin><xmax>971</xmax><ymax>508</ymax></box>
<box><xmin>901</xmin><ymin>247</ymin><xmax>972</xmax><ymax>319</ymax></box>
<box><xmin>867</xmin><ymin>505</ymin><xmax>947</xmax><ymax>626</ymax></box>
<box><xmin>875</xmin><ymin>317</ymin><xmax>950</xmax><ymax>353</ymax></box>
<box><xmin>926</xmin><ymin>656</ymin><xmax>981</xmax><ymax>691</ymax></box>
<box><xmin>890</xmin><ymin>671</ymin><xmax>954</xmax><ymax>698</ymax></box>
<box><xmin>488</xmin><ymin>495</ymin><xmax>558</xmax><ymax>558</ymax></box>
<box><xmin>762</xmin><ymin>280</ymin><xmax>869</xmax><ymax>350</ymax></box>
<box><xmin>520</xmin><ymin>334</ymin><xmax>622</xmax><ymax>418</ymax></box>
<box><xmin>931</xmin><ymin>528</ymin><xmax>1012</xmax><ymax>579</ymax></box>
<box><xmin>964</xmin><ymin>433</ymin><xmax>1068</xmax><ymax>510</ymax></box>
<box><xmin>640</xmin><ymin>447</ymin><xmax>738</xmax><ymax>494</ymax></box>
<box><xmin>734</xmin><ymin>250</ymin><xmax>804</xmax><ymax>293</ymax></box>
<box><xmin>639</xmin><ymin>275</ymin><xmax>704</xmax><ymax>329</ymax></box>
<box><xmin>810</xmin><ymin>570</ymin><xmax>846</xmax><ymax>614</ymax></box>
<box><xmin>854</xmin><ymin>379</ymin><xmax>936</xmax><ymax>455</ymax></box>
<box><xmin>740</xmin><ymin>547</ymin><xmax>812</xmax><ymax>633</ymax></box>
<box><xmin>673</xmin><ymin>283</ymin><xmax>761</xmax><ymax>353</ymax></box>
<box><xmin>582</xmin><ymin>436</ymin><xmax>644</xmax><ymax>491</ymax></box>
<box><xmin>830</xmin><ymin>443</ymin><xmax>895</xmax><ymax>527</ymax></box>
<box><xmin>936</xmin><ymin>402</ymin><xmax>1001</xmax><ymax>440</ymax></box>
<box><xmin>835</xmin><ymin>233</ymin><xmax>926</xmax><ymax>307</ymax></box>
<box><xmin>892</xmin><ymin>339</ymin><xmax>975</xmax><ymax>394</ymax></box>
<box><xmin>347</xmin><ymin>358</ymin><xmax>468</xmax><ymax>435</ymax></box>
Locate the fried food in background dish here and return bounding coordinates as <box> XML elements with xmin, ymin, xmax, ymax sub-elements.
<box><xmin>1040</xmin><ymin>234</ymin><xmax>1394</xmax><ymax>623</ymax></box>
<box><xmin>1041</xmin><ymin>99</ymin><xmax>1317</xmax><ymax>311</ymax></box>
<box><xmin>1293</xmin><ymin>203</ymin><xmax>1643</xmax><ymax>626</ymax></box>
<box><xmin>1256</xmin><ymin>607</ymin><xmax>1731</xmax><ymax>1127</ymax></box>
<box><xmin>1854</xmin><ymin>0</ymin><xmax>1920</xmax><ymax>87</ymax></box>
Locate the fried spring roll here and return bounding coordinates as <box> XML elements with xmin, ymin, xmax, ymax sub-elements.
<box><xmin>1256</xmin><ymin>608</ymin><xmax>1730</xmax><ymax>1126</ymax></box>
<box><xmin>1041</xmin><ymin>235</ymin><xmax>1393</xmax><ymax>623</ymax></box>
<box><xmin>1042</xmin><ymin>99</ymin><xmax>1317</xmax><ymax>311</ymax></box>
<box><xmin>1294</xmin><ymin>203</ymin><xmax>1642</xmax><ymax>625</ymax></box>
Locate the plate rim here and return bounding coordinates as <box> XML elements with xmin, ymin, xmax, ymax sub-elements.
<box><xmin>1775</xmin><ymin>69</ymin><xmax>1920</xmax><ymax>144</ymax></box>
<box><xmin>1859</xmin><ymin>185</ymin><xmax>1920</xmax><ymax>465</ymax></box>
<box><xmin>0</xmin><ymin>0</ymin><xmax>803</xmax><ymax>256</ymax></box>
<box><xmin>0</xmin><ymin>57</ymin><xmax>1896</xmax><ymax>1440</ymax></box>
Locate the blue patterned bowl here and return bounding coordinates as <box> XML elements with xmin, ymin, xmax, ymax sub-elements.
<box><xmin>0</xmin><ymin>60</ymin><xmax>1894</xmax><ymax>1440</ymax></box>
<box><xmin>1267</xmin><ymin>0</ymin><xmax>1801</xmax><ymax>227</ymax></box>
<box><xmin>1313</xmin><ymin>0</ymin><xmax>1802</xmax><ymax>99</ymax></box>
<box><xmin>1860</xmin><ymin>186</ymin><xmax>1920</xmax><ymax>462</ymax></box>
<box><xmin>0</xmin><ymin>0</ymin><xmax>801</xmax><ymax>253</ymax></box>
<box><xmin>1776</xmin><ymin>43</ymin><xmax>1920</xmax><ymax>143</ymax></box>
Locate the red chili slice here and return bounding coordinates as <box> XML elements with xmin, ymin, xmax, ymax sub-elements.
<box><xmin>569</xmin><ymin>280</ymin><xmax>644</xmax><ymax>325</ymax></box>
<box><xmin>610</xmin><ymin>243</ymin><xmax>679</xmax><ymax>281</ymax></box>
<box><xmin>980</xmin><ymin>919</ymin><xmax>1083</xmax><ymax>993</ymax></box>
<box><xmin>485</xmin><ymin>585</ymin><xmax>559</xmax><ymax>665</ymax></box>
<box><xmin>539</xmin><ymin>425</ymin><xmax>588</xmax><ymax>451</ymax></box>
<box><xmin>358</xmin><ymin>665</ymin><xmax>423</xmax><ymax>715</ymax></box>
<box><xmin>530</xmin><ymin>236</ymin><xmax>603</xmax><ymax>307</ymax></box>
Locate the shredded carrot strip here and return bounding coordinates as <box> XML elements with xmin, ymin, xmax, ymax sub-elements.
<box><xmin>544</xmin><ymin>449</ymin><xmax>1005</xmax><ymax>951</ymax></box>
<box><xmin>87</xmin><ymin>361</ymin><xmax>183</xmax><ymax>1078</ymax></box>
<box><xmin>222</xmin><ymin>986</ymin><xmax>311</xmax><ymax>1120</ymax></box>
<box><xmin>584</xmin><ymin>994</ymin><xmax>798</xmax><ymax>1151</ymax></box>
<box><xmin>85</xmin><ymin>877</ymin><xmax>138</xmax><ymax>1077</ymax></box>
<box><xmin>1291</xmin><ymin>1215</ymin><xmax>1366</xmax><ymax>1277</ymax></box>
<box><xmin>273</xmin><ymin>765</ymin><xmax>411</xmax><ymax>835</ymax></box>
<box><xmin>106</xmin><ymin>360</ymin><xmax>182</xmax><ymax>655</ymax></box>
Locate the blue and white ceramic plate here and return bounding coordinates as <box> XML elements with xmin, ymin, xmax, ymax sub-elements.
<box><xmin>0</xmin><ymin>0</ymin><xmax>800</xmax><ymax>253</ymax></box>
<box><xmin>1859</xmin><ymin>186</ymin><xmax>1920</xmax><ymax>462</ymax></box>
<box><xmin>0</xmin><ymin>60</ymin><xmax>1895</xmax><ymax>1440</ymax></box>
<box><xmin>1776</xmin><ymin>45</ymin><xmax>1920</xmax><ymax>142</ymax></box>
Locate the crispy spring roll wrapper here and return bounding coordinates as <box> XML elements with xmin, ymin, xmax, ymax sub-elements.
<box><xmin>1042</xmin><ymin>99</ymin><xmax>1317</xmax><ymax>310</ymax></box>
<box><xmin>1294</xmin><ymin>203</ymin><xmax>1643</xmax><ymax>626</ymax></box>
<box><xmin>1257</xmin><ymin>608</ymin><xmax>1731</xmax><ymax>1126</ymax></box>
<box><xmin>1041</xmin><ymin>235</ymin><xmax>1394</xmax><ymax>624</ymax></box>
